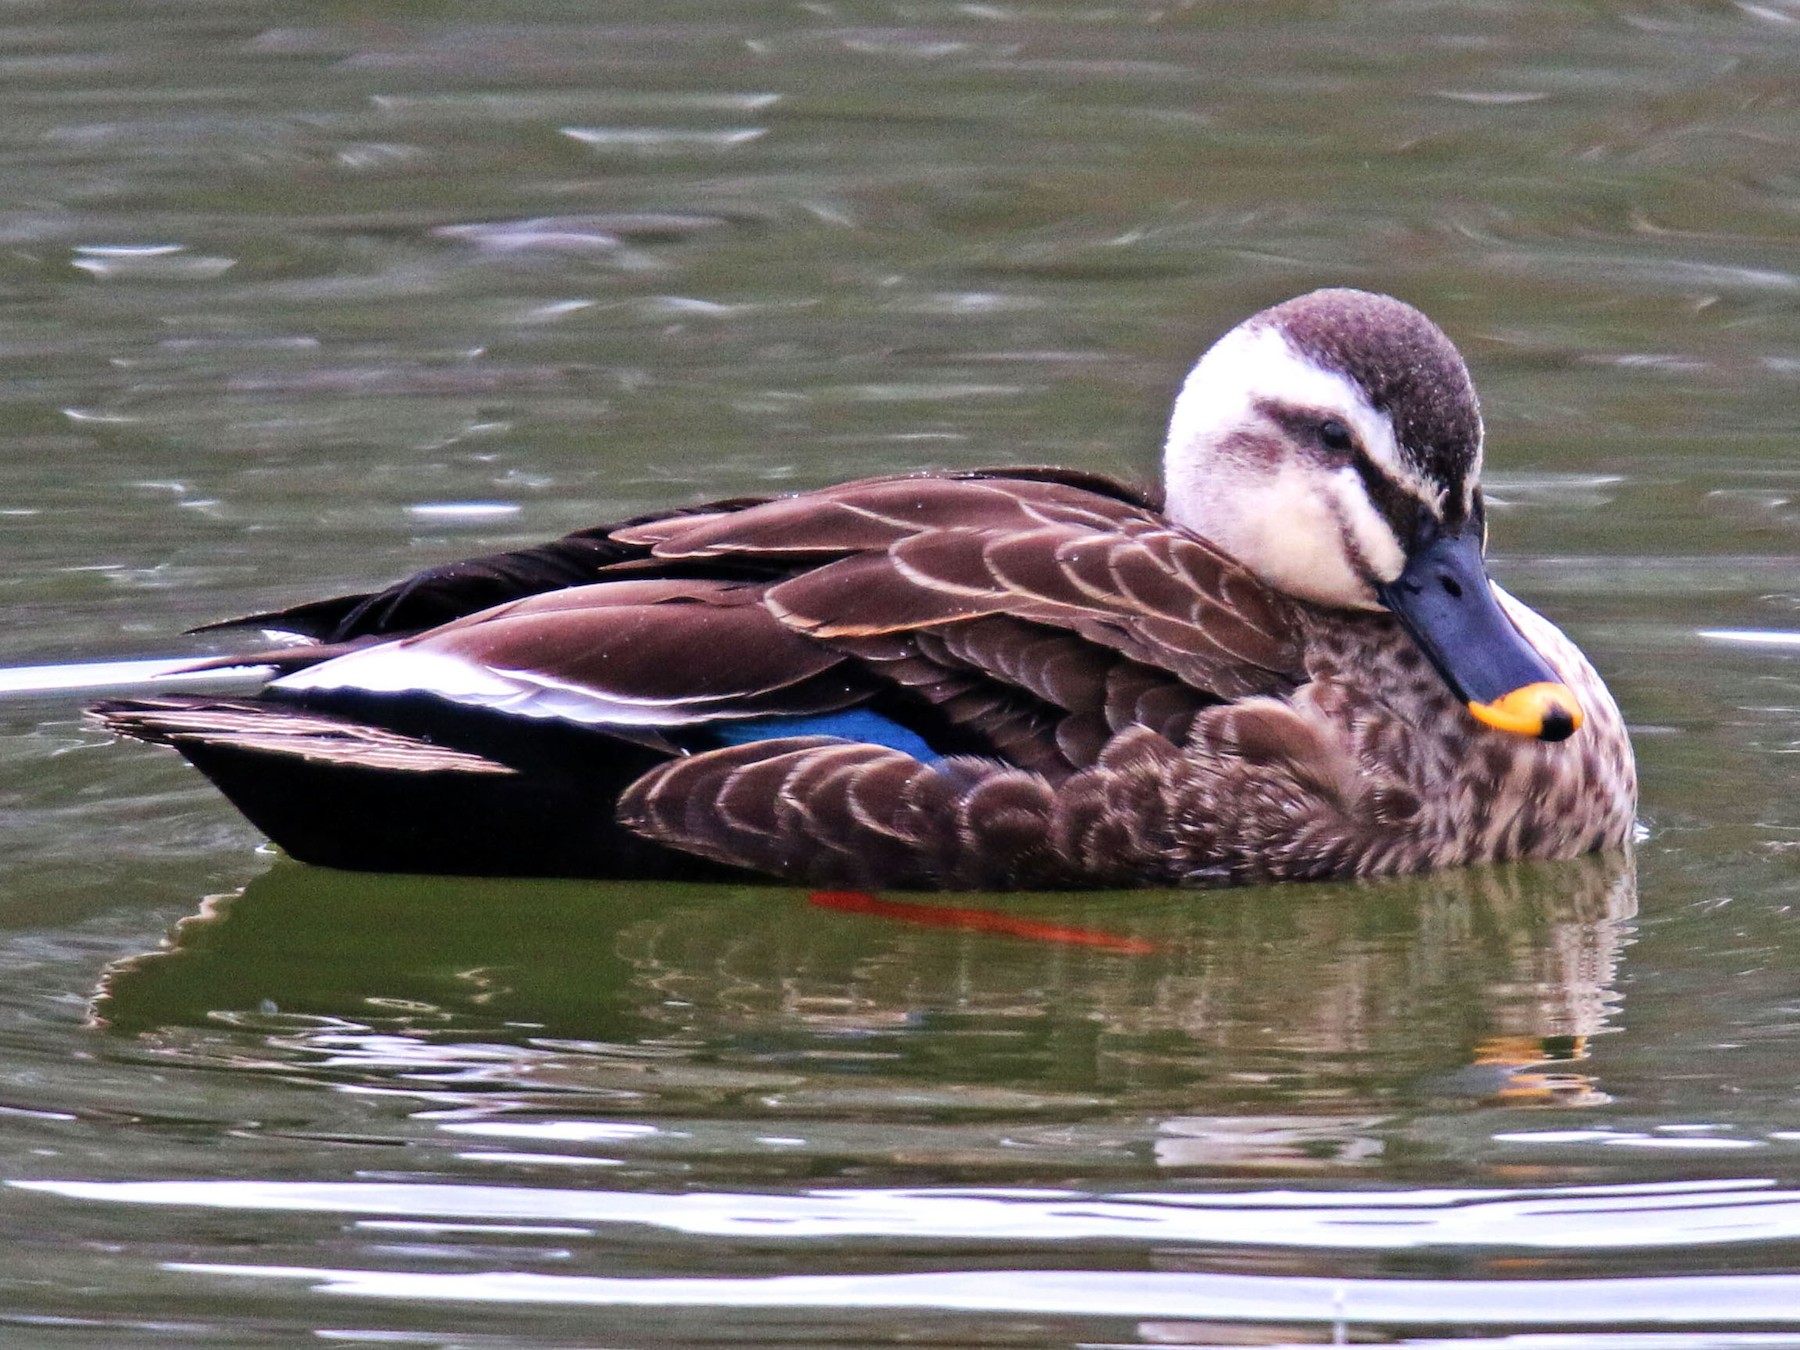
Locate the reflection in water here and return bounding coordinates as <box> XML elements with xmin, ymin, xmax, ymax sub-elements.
<box><xmin>91</xmin><ymin>852</ymin><xmax>1636</xmax><ymax>1170</ymax></box>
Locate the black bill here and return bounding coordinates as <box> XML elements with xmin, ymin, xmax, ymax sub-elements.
<box><xmin>1376</xmin><ymin>525</ymin><xmax>1582</xmax><ymax>742</ymax></box>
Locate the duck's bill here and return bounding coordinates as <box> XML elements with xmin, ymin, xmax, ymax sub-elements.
<box><xmin>1376</xmin><ymin>529</ymin><xmax>1583</xmax><ymax>743</ymax></box>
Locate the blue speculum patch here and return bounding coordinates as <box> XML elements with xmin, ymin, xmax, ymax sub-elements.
<box><xmin>707</xmin><ymin>709</ymin><xmax>942</xmax><ymax>763</ymax></box>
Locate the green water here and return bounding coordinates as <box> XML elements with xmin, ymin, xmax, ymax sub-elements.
<box><xmin>4</xmin><ymin>1</ymin><xmax>1800</xmax><ymax>1344</ymax></box>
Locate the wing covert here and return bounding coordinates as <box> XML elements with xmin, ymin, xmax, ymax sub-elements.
<box><xmin>605</xmin><ymin>472</ymin><xmax>1309</xmax><ymax>774</ymax></box>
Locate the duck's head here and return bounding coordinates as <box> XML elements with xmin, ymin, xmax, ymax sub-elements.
<box><xmin>1163</xmin><ymin>287</ymin><xmax>1581</xmax><ymax>743</ymax></box>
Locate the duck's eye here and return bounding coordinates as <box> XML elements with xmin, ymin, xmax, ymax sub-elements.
<box><xmin>1318</xmin><ymin>419</ymin><xmax>1354</xmax><ymax>454</ymax></box>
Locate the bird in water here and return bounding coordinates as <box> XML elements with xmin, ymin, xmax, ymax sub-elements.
<box><xmin>90</xmin><ymin>289</ymin><xmax>1637</xmax><ymax>888</ymax></box>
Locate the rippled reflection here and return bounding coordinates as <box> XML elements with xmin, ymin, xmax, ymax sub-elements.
<box><xmin>92</xmin><ymin>853</ymin><xmax>1635</xmax><ymax>1146</ymax></box>
<box><xmin>22</xmin><ymin>1171</ymin><xmax>1799</xmax><ymax>1251</ymax></box>
<box><xmin>22</xmin><ymin>1169</ymin><xmax>1800</xmax><ymax>1337</ymax></box>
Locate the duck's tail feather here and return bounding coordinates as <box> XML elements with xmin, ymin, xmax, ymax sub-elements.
<box><xmin>86</xmin><ymin>696</ymin><xmax>733</xmax><ymax>880</ymax></box>
<box><xmin>88</xmin><ymin>697</ymin><xmax>516</xmax><ymax>772</ymax></box>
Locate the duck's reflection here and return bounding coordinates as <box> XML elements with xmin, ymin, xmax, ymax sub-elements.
<box><xmin>92</xmin><ymin>852</ymin><xmax>1636</xmax><ymax>1150</ymax></box>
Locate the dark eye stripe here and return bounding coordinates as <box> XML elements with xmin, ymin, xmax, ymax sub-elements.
<box><xmin>1347</xmin><ymin>449</ymin><xmax>1424</xmax><ymax>541</ymax></box>
<box><xmin>1253</xmin><ymin>396</ymin><xmax>1436</xmax><ymax>539</ymax></box>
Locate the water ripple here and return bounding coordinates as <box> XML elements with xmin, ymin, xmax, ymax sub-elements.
<box><xmin>157</xmin><ymin>1261</ymin><xmax>1800</xmax><ymax>1325</ymax></box>
<box><xmin>20</xmin><ymin>1178</ymin><xmax>1800</xmax><ymax>1252</ymax></box>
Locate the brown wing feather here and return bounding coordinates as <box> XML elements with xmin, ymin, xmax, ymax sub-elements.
<box><xmin>616</xmin><ymin>473</ymin><xmax>1155</xmax><ymax>556</ymax></box>
<box><xmin>766</xmin><ymin>523</ymin><xmax>1302</xmax><ymax>698</ymax></box>
<box><xmin>388</xmin><ymin>579</ymin><xmax>866</xmax><ymax>718</ymax></box>
<box><xmin>674</xmin><ymin>476</ymin><xmax>1301</xmax><ymax>674</ymax></box>
<box><xmin>206</xmin><ymin>473</ymin><xmax>1297</xmax><ymax>767</ymax></box>
<box><xmin>605</xmin><ymin>472</ymin><xmax>1306</xmax><ymax>774</ymax></box>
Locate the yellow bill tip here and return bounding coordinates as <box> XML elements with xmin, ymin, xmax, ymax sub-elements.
<box><xmin>1468</xmin><ymin>682</ymin><xmax>1583</xmax><ymax>742</ymax></box>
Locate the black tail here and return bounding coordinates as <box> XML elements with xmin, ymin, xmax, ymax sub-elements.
<box><xmin>88</xmin><ymin>696</ymin><xmax>736</xmax><ymax>881</ymax></box>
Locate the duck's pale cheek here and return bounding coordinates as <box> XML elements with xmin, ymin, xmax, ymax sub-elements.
<box><xmin>1182</xmin><ymin>464</ymin><xmax>1392</xmax><ymax>611</ymax></box>
<box><xmin>1324</xmin><ymin>469</ymin><xmax>1408</xmax><ymax>592</ymax></box>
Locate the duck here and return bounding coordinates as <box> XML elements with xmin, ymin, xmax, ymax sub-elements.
<box><xmin>89</xmin><ymin>288</ymin><xmax>1638</xmax><ymax>889</ymax></box>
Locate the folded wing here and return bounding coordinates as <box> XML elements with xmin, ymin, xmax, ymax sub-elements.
<box><xmin>107</xmin><ymin>470</ymin><xmax>1315</xmax><ymax>884</ymax></box>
